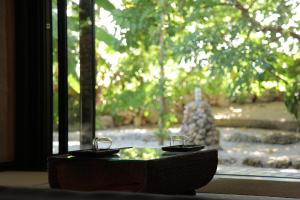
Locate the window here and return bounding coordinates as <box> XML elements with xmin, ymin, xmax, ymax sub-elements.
<box><xmin>53</xmin><ymin>0</ymin><xmax>95</xmax><ymax>153</ymax></box>
<box><xmin>52</xmin><ymin>0</ymin><xmax>300</xmax><ymax>179</ymax></box>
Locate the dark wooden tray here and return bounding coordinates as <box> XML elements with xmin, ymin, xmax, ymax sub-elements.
<box><xmin>68</xmin><ymin>149</ymin><xmax>119</xmax><ymax>157</ymax></box>
<box><xmin>162</xmin><ymin>145</ymin><xmax>204</xmax><ymax>152</ymax></box>
<box><xmin>48</xmin><ymin>148</ymin><xmax>218</xmax><ymax>194</ymax></box>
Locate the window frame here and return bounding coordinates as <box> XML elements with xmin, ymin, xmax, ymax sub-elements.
<box><xmin>56</xmin><ymin>0</ymin><xmax>96</xmax><ymax>153</ymax></box>
<box><xmin>9</xmin><ymin>0</ymin><xmax>53</xmax><ymax>170</ymax></box>
<box><xmin>57</xmin><ymin>0</ymin><xmax>69</xmax><ymax>154</ymax></box>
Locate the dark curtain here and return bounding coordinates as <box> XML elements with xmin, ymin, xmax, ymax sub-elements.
<box><xmin>14</xmin><ymin>0</ymin><xmax>52</xmax><ymax>170</ymax></box>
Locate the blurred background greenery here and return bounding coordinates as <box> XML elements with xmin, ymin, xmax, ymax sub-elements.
<box><xmin>52</xmin><ymin>0</ymin><xmax>300</xmax><ymax>131</ymax></box>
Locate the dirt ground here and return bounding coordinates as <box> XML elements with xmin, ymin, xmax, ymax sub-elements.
<box><xmin>212</xmin><ymin>101</ymin><xmax>297</xmax><ymax>121</ymax></box>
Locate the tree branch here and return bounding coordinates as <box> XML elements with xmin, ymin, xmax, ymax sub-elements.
<box><xmin>229</xmin><ymin>0</ymin><xmax>300</xmax><ymax>41</ymax></box>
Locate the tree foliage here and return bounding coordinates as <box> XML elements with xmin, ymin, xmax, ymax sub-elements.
<box><xmin>52</xmin><ymin>0</ymin><xmax>300</xmax><ymax>130</ymax></box>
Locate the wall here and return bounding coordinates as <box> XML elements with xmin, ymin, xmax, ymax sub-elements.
<box><xmin>0</xmin><ymin>0</ymin><xmax>15</xmax><ymax>162</ymax></box>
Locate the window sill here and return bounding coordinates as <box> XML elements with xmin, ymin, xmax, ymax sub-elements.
<box><xmin>198</xmin><ymin>174</ymin><xmax>300</xmax><ymax>198</ymax></box>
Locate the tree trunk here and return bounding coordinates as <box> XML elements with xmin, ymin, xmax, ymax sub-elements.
<box><xmin>79</xmin><ymin>0</ymin><xmax>95</xmax><ymax>148</ymax></box>
<box><xmin>158</xmin><ymin>4</ymin><xmax>166</xmax><ymax>134</ymax></box>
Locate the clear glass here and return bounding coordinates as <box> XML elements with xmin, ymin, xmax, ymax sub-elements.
<box><xmin>53</xmin><ymin>0</ymin><xmax>300</xmax><ymax>179</ymax></box>
<box><xmin>52</xmin><ymin>0</ymin><xmax>58</xmax><ymax>154</ymax></box>
<box><xmin>92</xmin><ymin>1</ymin><xmax>300</xmax><ymax>179</ymax></box>
<box><xmin>52</xmin><ymin>0</ymin><xmax>95</xmax><ymax>153</ymax></box>
<box><xmin>67</xmin><ymin>0</ymin><xmax>94</xmax><ymax>151</ymax></box>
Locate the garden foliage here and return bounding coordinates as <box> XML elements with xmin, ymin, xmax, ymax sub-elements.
<box><xmin>52</xmin><ymin>0</ymin><xmax>300</xmax><ymax>130</ymax></box>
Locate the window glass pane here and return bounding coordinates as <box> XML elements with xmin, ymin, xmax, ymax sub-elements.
<box><xmin>67</xmin><ymin>0</ymin><xmax>94</xmax><ymax>151</ymax></box>
<box><xmin>52</xmin><ymin>0</ymin><xmax>94</xmax><ymax>153</ymax></box>
<box><xmin>52</xmin><ymin>0</ymin><xmax>58</xmax><ymax>154</ymax></box>
<box><xmin>66</xmin><ymin>0</ymin><xmax>81</xmax><ymax>151</ymax></box>
<box><xmin>53</xmin><ymin>0</ymin><xmax>300</xmax><ymax>179</ymax></box>
<box><xmin>94</xmin><ymin>1</ymin><xmax>168</xmax><ymax>149</ymax></box>
<box><xmin>93</xmin><ymin>0</ymin><xmax>300</xmax><ymax>179</ymax></box>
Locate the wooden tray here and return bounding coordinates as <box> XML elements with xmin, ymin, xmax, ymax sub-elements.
<box><xmin>162</xmin><ymin>145</ymin><xmax>204</xmax><ymax>152</ymax></box>
<box><xmin>69</xmin><ymin>149</ymin><xmax>119</xmax><ymax>157</ymax></box>
<box><xmin>48</xmin><ymin>148</ymin><xmax>218</xmax><ymax>194</ymax></box>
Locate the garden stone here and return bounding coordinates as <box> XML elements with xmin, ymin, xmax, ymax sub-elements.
<box><xmin>133</xmin><ymin>116</ymin><xmax>143</xmax><ymax>127</ymax></box>
<box><xmin>117</xmin><ymin>110</ymin><xmax>134</xmax><ymax>125</ymax></box>
<box><xmin>227</xmin><ymin>133</ymin><xmax>262</xmax><ymax>143</ymax></box>
<box><xmin>267</xmin><ymin>156</ymin><xmax>291</xmax><ymax>168</ymax></box>
<box><xmin>99</xmin><ymin>115</ymin><xmax>114</xmax><ymax>128</ymax></box>
<box><xmin>216</xmin><ymin>95</ymin><xmax>230</xmax><ymax>107</ymax></box>
<box><xmin>181</xmin><ymin>101</ymin><xmax>220</xmax><ymax>148</ymax></box>
<box><xmin>218</xmin><ymin>157</ymin><xmax>237</xmax><ymax>165</ymax></box>
<box><xmin>243</xmin><ymin>156</ymin><xmax>296</xmax><ymax>169</ymax></box>
<box><xmin>292</xmin><ymin>159</ymin><xmax>300</xmax><ymax>169</ymax></box>
<box><xmin>242</xmin><ymin>157</ymin><xmax>265</xmax><ymax>167</ymax></box>
<box><xmin>226</xmin><ymin>131</ymin><xmax>300</xmax><ymax>145</ymax></box>
<box><xmin>146</xmin><ymin>112</ymin><xmax>159</xmax><ymax>125</ymax></box>
<box><xmin>262</xmin><ymin>131</ymin><xmax>300</xmax><ymax>144</ymax></box>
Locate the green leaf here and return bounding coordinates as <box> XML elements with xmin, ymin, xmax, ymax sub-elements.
<box><xmin>96</xmin><ymin>27</ymin><xmax>123</xmax><ymax>51</ymax></box>
<box><xmin>95</xmin><ymin>0</ymin><xmax>115</xmax><ymax>12</ymax></box>
<box><xmin>284</xmin><ymin>83</ymin><xmax>300</xmax><ymax>119</ymax></box>
<box><xmin>68</xmin><ymin>74</ymin><xmax>80</xmax><ymax>94</ymax></box>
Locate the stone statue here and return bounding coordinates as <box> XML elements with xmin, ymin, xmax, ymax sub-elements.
<box><xmin>180</xmin><ymin>87</ymin><xmax>220</xmax><ymax>148</ymax></box>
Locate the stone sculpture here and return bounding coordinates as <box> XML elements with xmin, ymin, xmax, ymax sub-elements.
<box><xmin>180</xmin><ymin>88</ymin><xmax>220</xmax><ymax>147</ymax></box>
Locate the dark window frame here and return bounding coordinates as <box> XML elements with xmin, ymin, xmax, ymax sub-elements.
<box><xmin>2</xmin><ymin>0</ymin><xmax>96</xmax><ymax>171</ymax></box>
<box><xmin>13</xmin><ymin>0</ymin><xmax>53</xmax><ymax>170</ymax></box>
<box><xmin>57</xmin><ymin>0</ymin><xmax>69</xmax><ymax>154</ymax></box>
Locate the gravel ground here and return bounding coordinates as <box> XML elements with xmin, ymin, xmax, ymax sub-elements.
<box><xmin>53</xmin><ymin>127</ymin><xmax>300</xmax><ymax>164</ymax></box>
<box><xmin>53</xmin><ymin>126</ymin><xmax>300</xmax><ymax>178</ymax></box>
<box><xmin>52</xmin><ymin>102</ymin><xmax>300</xmax><ymax>177</ymax></box>
<box><xmin>218</xmin><ymin>128</ymin><xmax>300</xmax><ymax>165</ymax></box>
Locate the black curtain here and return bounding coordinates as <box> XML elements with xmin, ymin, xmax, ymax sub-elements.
<box><xmin>14</xmin><ymin>0</ymin><xmax>52</xmax><ymax>170</ymax></box>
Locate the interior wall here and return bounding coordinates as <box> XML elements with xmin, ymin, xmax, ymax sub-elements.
<box><xmin>0</xmin><ymin>0</ymin><xmax>15</xmax><ymax>162</ymax></box>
